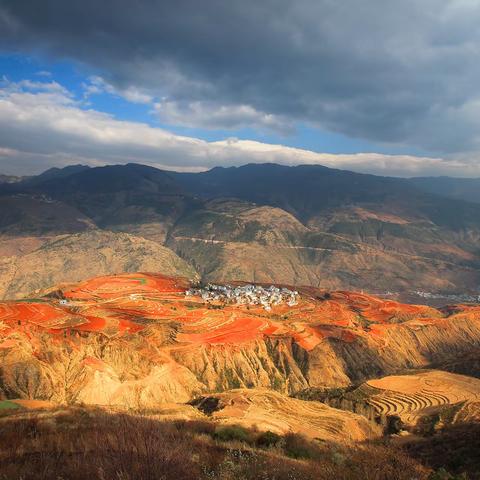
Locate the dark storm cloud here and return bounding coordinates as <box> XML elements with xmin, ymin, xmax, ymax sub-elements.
<box><xmin>2</xmin><ymin>0</ymin><xmax>480</xmax><ymax>155</ymax></box>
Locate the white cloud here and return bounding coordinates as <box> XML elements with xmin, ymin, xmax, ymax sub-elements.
<box><xmin>83</xmin><ymin>76</ymin><xmax>153</xmax><ymax>104</ymax></box>
<box><xmin>154</xmin><ymin>99</ymin><xmax>293</xmax><ymax>134</ymax></box>
<box><xmin>16</xmin><ymin>79</ymin><xmax>73</xmax><ymax>96</ymax></box>
<box><xmin>0</xmin><ymin>80</ymin><xmax>478</xmax><ymax>177</ymax></box>
<box><xmin>4</xmin><ymin>0</ymin><xmax>480</xmax><ymax>156</ymax></box>
<box><xmin>1</xmin><ymin>77</ymin><xmax>73</xmax><ymax>98</ymax></box>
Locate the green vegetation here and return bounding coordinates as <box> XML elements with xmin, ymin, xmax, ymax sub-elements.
<box><xmin>293</xmin><ymin>385</ymin><xmax>364</xmax><ymax>403</ymax></box>
<box><xmin>223</xmin><ymin>368</ymin><xmax>241</xmax><ymax>389</ymax></box>
<box><xmin>214</xmin><ymin>425</ymin><xmax>251</xmax><ymax>443</ymax></box>
<box><xmin>429</xmin><ymin>468</ymin><xmax>469</xmax><ymax>480</ymax></box>
<box><xmin>0</xmin><ymin>400</ymin><xmax>22</xmax><ymax>411</ymax></box>
<box><xmin>283</xmin><ymin>432</ymin><xmax>323</xmax><ymax>460</ymax></box>
<box><xmin>256</xmin><ymin>431</ymin><xmax>281</xmax><ymax>448</ymax></box>
<box><xmin>270</xmin><ymin>375</ymin><xmax>284</xmax><ymax>391</ymax></box>
<box><xmin>403</xmin><ymin>422</ymin><xmax>480</xmax><ymax>479</ymax></box>
<box><xmin>413</xmin><ymin>402</ymin><xmax>465</xmax><ymax>437</ymax></box>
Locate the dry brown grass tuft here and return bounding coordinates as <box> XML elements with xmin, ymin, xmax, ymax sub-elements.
<box><xmin>0</xmin><ymin>407</ymin><xmax>431</xmax><ymax>480</ymax></box>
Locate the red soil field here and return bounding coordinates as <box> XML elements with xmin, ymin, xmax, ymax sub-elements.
<box><xmin>0</xmin><ymin>303</ymin><xmax>75</xmax><ymax>329</ymax></box>
<box><xmin>1</xmin><ymin>272</ymin><xmax>479</xmax><ymax>351</ymax></box>
<box><xmin>62</xmin><ymin>273</ymin><xmax>187</xmax><ymax>300</ymax></box>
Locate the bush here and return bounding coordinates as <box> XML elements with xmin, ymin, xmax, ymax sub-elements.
<box><xmin>429</xmin><ymin>468</ymin><xmax>469</xmax><ymax>480</ymax></box>
<box><xmin>284</xmin><ymin>433</ymin><xmax>321</xmax><ymax>460</ymax></box>
<box><xmin>385</xmin><ymin>415</ymin><xmax>403</xmax><ymax>435</ymax></box>
<box><xmin>214</xmin><ymin>425</ymin><xmax>251</xmax><ymax>444</ymax></box>
<box><xmin>174</xmin><ymin>419</ymin><xmax>216</xmax><ymax>437</ymax></box>
<box><xmin>256</xmin><ymin>431</ymin><xmax>281</xmax><ymax>448</ymax></box>
<box><xmin>0</xmin><ymin>409</ymin><xmax>433</xmax><ymax>480</ymax></box>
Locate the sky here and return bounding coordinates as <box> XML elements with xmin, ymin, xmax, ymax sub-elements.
<box><xmin>0</xmin><ymin>0</ymin><xmax>480</xmax><ymax>177</ymax></box>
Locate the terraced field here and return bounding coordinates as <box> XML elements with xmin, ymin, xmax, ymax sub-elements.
<box><xmin>1</xmin><ymin>272</ymin><xmax>480</xmax><ymax>409</ymax></box>
<box><xmin>2</xmin><ymin>272</ymin><xmax>447</xmax><ymax>348</ymax></box>
<box><xmin>194</xmin><ymin>388</ymin><xmax>380</xmax><ymax>442</ymax></box>
<box><xmin>364</xmin><ymin>371</ymin><xmax>480</xmax><ymax>425</ymax></box>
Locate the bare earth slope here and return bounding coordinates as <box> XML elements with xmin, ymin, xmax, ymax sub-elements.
<box><xmin>167</xmin><ymin>199</ymin><xmax>480</xmax><ymax>292</ymax></box>
<box><xmin>366</xmin><ymin>370</ymin><xmax>480</xmax><ymax>425</ymax></box>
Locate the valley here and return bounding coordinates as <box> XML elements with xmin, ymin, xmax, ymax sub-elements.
<box><xmin>1</xmin><ymin>271</ymin><xmax>480</xmax><ymax>477</ymax></box>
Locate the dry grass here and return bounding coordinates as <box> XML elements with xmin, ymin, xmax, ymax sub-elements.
<box><xmin>402</xmin><ymin>422</ymin><xmax>480</xmax><ymax>479</ymax></box>
<box><xmin>0</xmin><ymin>407</ymin><xmax>430</xmax><ymax>480</ymax></box>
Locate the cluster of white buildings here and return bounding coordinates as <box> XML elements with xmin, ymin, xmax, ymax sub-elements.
<box><xmin>185</xmin><ymin>283</ymin><xmax>299</xmax><ymax>311</ymax></box>
<box><xmin>412</xmin><ymin>290</ymin><xmax>480</xmax><ymax>303</ymax></box>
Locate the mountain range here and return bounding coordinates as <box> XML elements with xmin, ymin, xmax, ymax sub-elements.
<box><xmin>1</xmin><ymin>162</ymin><xmax>480</xmax><ymax>299</ymax></box>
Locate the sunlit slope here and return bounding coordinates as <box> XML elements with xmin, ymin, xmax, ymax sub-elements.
<box><xmin>3</xmin><ymin>163</ymin><xmax>480</xmax><ymax>294</ymax></box>
<box><xmin>0</xmin><ymin>231</ymin><xmax>197</xmax><ymax>299</ymax></box>
<box><xmin>1</xmin><ymin>273</ymin><xmax>480</xmax><ymax>409</ymax></box>
<box><xmin>366</xmin><ymin>371</ymin><xmax>480</xmax><ymax>425</ymax></box>
<box><xmin>193</xmin><ymin>388</ymin><xmax>380</xmax><ymax>441</ymax></box>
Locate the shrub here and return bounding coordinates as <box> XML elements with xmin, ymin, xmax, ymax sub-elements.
<box><xmin>429</xmin><ymin>468</ymin><xmax>469</xmax><ymax>480</ymax></box>
<box><xmin>214</xmin><ymin>425</ymin><xmax>251</xmax><ymax>444</ymax></box>
<box><xmin>256</xmin><ymin>430</ymin><xmax>282</xmax><ymax>448</ymax></box>
<box><xmin>284</xmin><ymin>433</ymin><xmax>321</xmax><ymax>460</ymax></box>
<box><xmin>174</xmin><ymin>419</ymin><xmax>216</xmax><ymax>437</ymax></box>
<box><xmin>0</xmin><ymin>409</ymin><xmax>434</xmax><ymax>480</ymax></box>
<box><xmin>384</xmin><ymin>414</ymin><xmax>403</xmax><ymax>435</ymax></box>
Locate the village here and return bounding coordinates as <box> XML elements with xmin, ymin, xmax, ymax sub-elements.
<box><xmin>185</xmin><ymin>283</ymin><xmax>299</xmax><ymax>311</ymax></box>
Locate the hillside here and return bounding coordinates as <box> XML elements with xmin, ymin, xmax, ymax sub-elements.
<box><xmin>2</xmin><ymin>162</ymin><xmax>480</xmax><ymax>296</ymax></box>
<box><xmin>2</xmin><ymin>272</ymin><xmax>480</xmax><ymax>405</ymax></box>
<box><xmin>192</xmin><ymin>388</ymin><xmax>379</xmax><ymax>441</ymax></box>
<box><xmin>0</xmin><ymin>231</ymin><xmax>197</xmax><ymax>299</ymax></box>
<box><xmin>167</xmin><ymin>198</ymin><xmax>480</xmax><ymax>293</ymax></box>
<box><xmin>410</xmin><ymin>176</ymin><xmax>480</xmax><ymax>204</ymax></box>
<box><xmin>171</xmin><ymin>164</ymin><xmax>480</xmax><ymax>229</ymax></box>
<box><xmin>1</xmin><ymin>272</ymin><xmax>480</xmax><ymax>478</ymax></box>
<box><xmin>0</xmin><ymin>174</ymin><xmax>26</xmax><ymax>184</ymax></box>
<box><xmin>299</xmin><ymin>369</ymin><xmax>480</xmax><ymax>432</ymax></box>
<box><xmin>0</xmin><ymin>407</ymin><xmax>430</xmax><ymax>480</ymax></box>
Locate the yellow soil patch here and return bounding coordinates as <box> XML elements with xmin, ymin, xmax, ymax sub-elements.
<box><xmin>9</xmin><ymin>399</ymin><xmax>55</xmax><ymax>409</ymax></box>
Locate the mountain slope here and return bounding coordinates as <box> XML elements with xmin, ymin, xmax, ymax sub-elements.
<box><xmin>194</xmin><ymin>388</ymin><xmax>380</xmax><ymax>441</ymax></box>
<box><xmin>410</xmin><ymin>176</ymin><xmax>480</xmax><ymax>204</ymax></box>
<box><xmin>2</xmin><ymin>162</ymin><xmax>480</xmax><ymax>295</ymax></box>
<box><xmin>1</xmin><ymin>273</ymin><xmax>480</xmax><ymax>406</ymax></box>
<box><xmin>171</xmin><ymin>164</ymin><xmax>480</xmax><ymax>229</ymax></box>
<box><xmin>167</xmin><ymin>198</ymin><xmax>480</xmax><ymax>293</ymax></box>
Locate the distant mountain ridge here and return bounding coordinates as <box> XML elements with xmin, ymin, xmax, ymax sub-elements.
<box><xmin>20</xmin><ymin>164</ymin><xmax>91</xmax><ymax>187</ymax></box>
<box><xmin>409</xmin><ymin>176</ymin><xmax>480</xmax><ymax>204</ymax></box>
<box><xmin>1</xmin><ymin>162</ymin><xmax>480</xmax><ymax>297</ymax></box>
